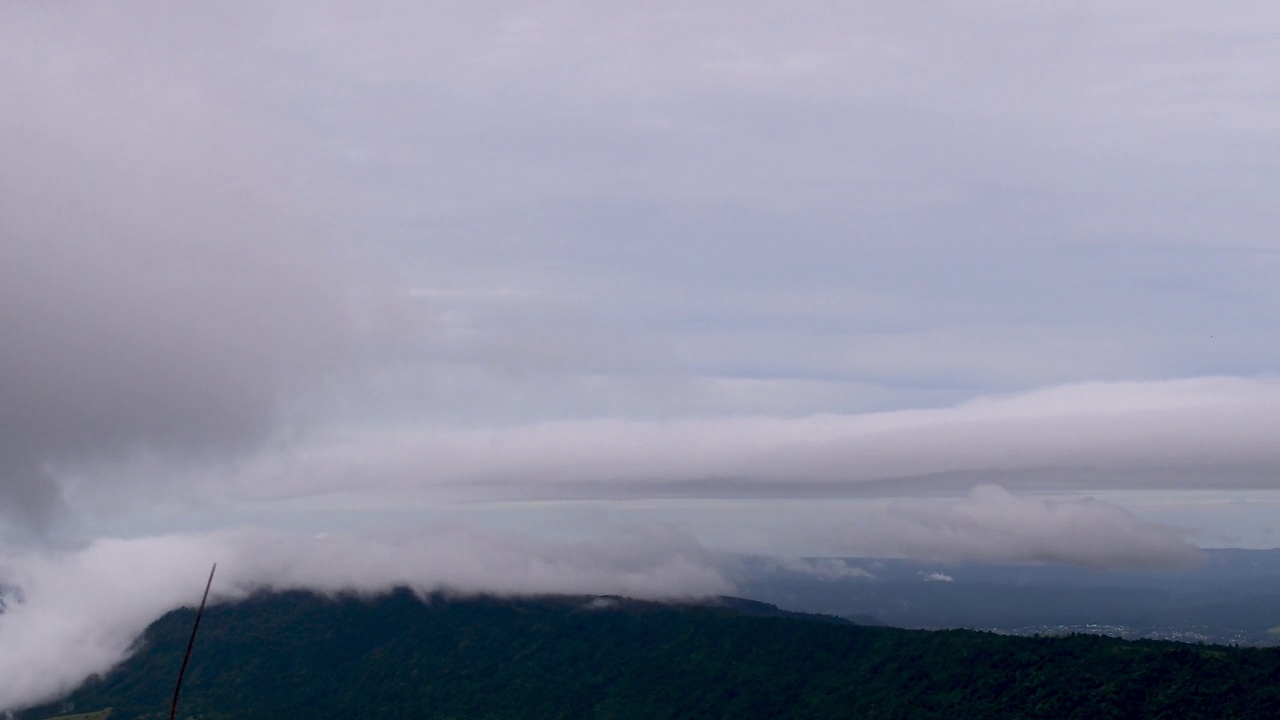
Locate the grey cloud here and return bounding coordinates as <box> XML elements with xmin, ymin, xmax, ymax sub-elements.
<box><xmin>828</xmin><ymin>485</ymin><xmax>1203</xmax><ymax>570</ymax></box>
<box><xmin>0</xmin><ymin>8</ymin><xmax>396</xmax><ymax>536</ymax></box>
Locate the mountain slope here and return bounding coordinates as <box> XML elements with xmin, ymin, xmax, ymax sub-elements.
<box><xmin>23</xmin><ymin>590</ymin><xmax>1280</xmax><ymax>720</ymax></box>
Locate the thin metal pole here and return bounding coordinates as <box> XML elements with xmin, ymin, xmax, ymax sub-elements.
<box><xmin>169</xmin><ymin>563</ymin><xmax>216</xmax><ymax>720</ymax></box>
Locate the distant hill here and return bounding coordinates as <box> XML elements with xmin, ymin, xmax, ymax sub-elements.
<box><xmin>23</xmin><ymin>589</ymin><xmax>1280</xmax><ymax>720</ymax></box>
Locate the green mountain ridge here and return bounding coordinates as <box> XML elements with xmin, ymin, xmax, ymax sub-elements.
<box><xmin>23</xmin><ymin>589</ymin><xmax>1280</xmax><ymax>719</ymax></box>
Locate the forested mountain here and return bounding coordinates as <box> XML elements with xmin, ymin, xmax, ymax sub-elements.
<box><xmin>25</xmin><ymin>590</ymin><xmax>1280</xmax><ymax>720</ymax></box>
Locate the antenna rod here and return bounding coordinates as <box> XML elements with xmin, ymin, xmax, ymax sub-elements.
<box><xmin>169</xmin><ymin>563</ymin><xmax>216</xmax><ymax>720</ymax></box>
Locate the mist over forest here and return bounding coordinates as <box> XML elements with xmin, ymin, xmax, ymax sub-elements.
<box><xmin>5</xmin><ymin>1</ymin><xmax>1280</xmax><ymax>716</ymax></box>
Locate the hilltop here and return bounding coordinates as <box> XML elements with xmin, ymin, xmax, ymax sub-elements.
<box><xmin>22</xmin><ymin>589</ymin><xmax>1280</xmax><ymax>720</ymax></box>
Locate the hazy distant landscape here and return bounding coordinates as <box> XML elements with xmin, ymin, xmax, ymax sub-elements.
<box><xmin>739</xmin><ymin>549</ymin><xmax>1280</xmax><ymax>646</ymax></box>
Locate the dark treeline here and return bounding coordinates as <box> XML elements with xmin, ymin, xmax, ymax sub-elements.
<box><xmin>25</xmin><ymin>590</ymin><xmax>1280</xmax><ymax>720</ymax></box>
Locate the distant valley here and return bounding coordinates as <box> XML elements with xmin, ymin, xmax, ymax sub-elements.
<box><xmin>737</xmin><ymin>549</ymin><xmax>1280</xmax><ymax>646</ymax></box>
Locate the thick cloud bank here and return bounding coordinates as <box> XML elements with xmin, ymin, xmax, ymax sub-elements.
<box><xmin>0</xmin><ymin>527</ymin><xmax>730</xmax><ymax>711</ymax></box>
<box><xmin>215</xmin><ymin>377</ymin><xmax>1280</xmax><ymax>505</ymax></box>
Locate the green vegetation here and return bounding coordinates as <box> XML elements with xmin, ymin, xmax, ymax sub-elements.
<box><xmin>25</xmin><ymin>590</ymin><xmax>1280</xmax><ymax>719</ymax></box>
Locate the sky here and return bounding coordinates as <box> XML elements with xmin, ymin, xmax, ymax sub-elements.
<box><xmin>3</xmin><ymin>0</ymin><xmax>1280</xmax><ymax>710</ymax></box>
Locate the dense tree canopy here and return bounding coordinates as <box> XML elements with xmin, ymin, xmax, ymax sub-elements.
<box><xmin>26</xmin><ymin>591</ymin><xmax>1280</xmax><ymax>720</ymax></box>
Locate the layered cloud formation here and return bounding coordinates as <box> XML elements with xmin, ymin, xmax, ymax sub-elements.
<box><xmin>2</xmin><ymin>0</ymin><xmax>1279</xmax><ymax>711</ymax></box>
<box><xmin>202</xmin><ymin>377</ymin><xmax>1280</xmax><ymax>506</ymax></box>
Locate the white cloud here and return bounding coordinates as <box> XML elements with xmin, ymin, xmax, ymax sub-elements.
<box><xmin>0</xmin><ymin>526</ymin><xmax>730</xmax><ymax>712</ymax></box>
<box><xmin>131</xmin><ymin>377</ymin><xmax>1280</xmax><ymax>512</ymax></box>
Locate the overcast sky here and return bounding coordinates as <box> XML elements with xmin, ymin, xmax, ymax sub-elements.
<box><xmin>3</xmin><ymin>1</ymin><xmax>1280</xmax><ymax>709</ymax></box>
